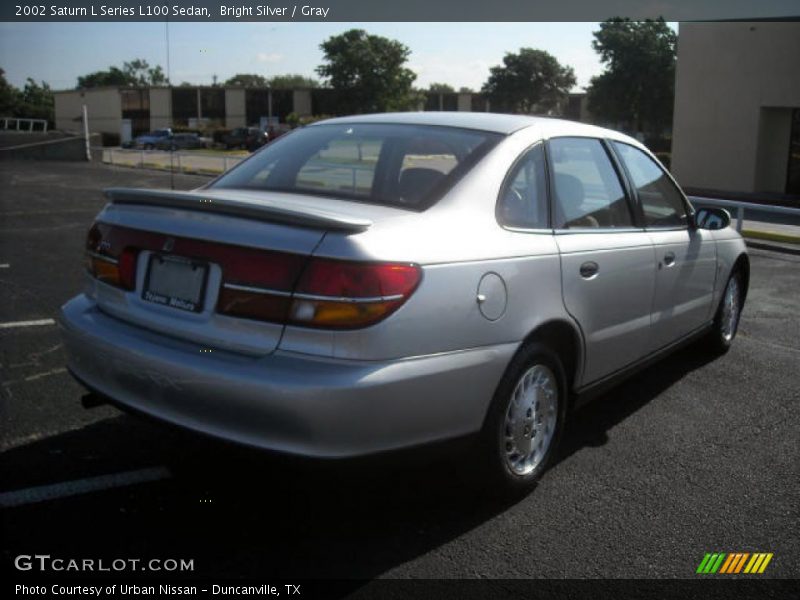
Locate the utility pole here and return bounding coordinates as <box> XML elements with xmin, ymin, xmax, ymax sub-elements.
<box><xmin>166</xmin><ymin>20</ymin><xmax>175</xmax><ymax>190</ymax></box>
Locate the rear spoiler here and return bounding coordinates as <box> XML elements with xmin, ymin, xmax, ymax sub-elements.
<box><xmin>104</xmin><ymin>188</ymin><xmax>373</xmax><ymax>233</ymax></box>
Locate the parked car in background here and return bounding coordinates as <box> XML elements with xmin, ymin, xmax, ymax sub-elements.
<box><xmin>224</xmin><ymin>127</ymin><xmax>267</xmax><ymax>151</ymax></box>
<box><xmin>266</xmin><ymin>124</ymin><xmax>291</xmax><ymax>142</ymax></box>
<box><xmin>134</xmin><ymin>129</ymin><xmax>172</xmax><ymax>150</ymax></box>
<box><xmin>61</xmin><ymin>113</ymin><xmax>749</xmax><ymax>494</ymax></box>
<box><xmin>154</xmin><ymin>133</ymin><xmax>206</xmax><ymax>151</ymax></box>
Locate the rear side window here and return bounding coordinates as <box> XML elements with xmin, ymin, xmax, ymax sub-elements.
<box><xmin>549</xmin><ymin>137</ymin><xmax>632</xmax><ymax>229</ymax></box>
<box><xmin>212</xmin><ymin>123</ymin><xmax>501</xmax><ymax>209</ymax></box>
<box><xmin>498</xmin><ymin>143</ymin><xmax>548</xmax><ymax>229</ymax></box>
<box><xmin>612</xmin><ymin>142</ymin><xmax>687</xmax><ymax>228</ymax></box>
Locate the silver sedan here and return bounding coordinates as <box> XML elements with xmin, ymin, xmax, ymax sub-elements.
<box><xmin>59</xmin><ymin>112</ymin><xmax>748</xmax><ymax>492</ymax></box>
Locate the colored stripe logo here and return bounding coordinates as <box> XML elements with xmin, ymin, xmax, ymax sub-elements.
<box><xmin>696</xmin><ymin>552</ymin><xmax>773</xmax><ymax>574</ymax></box>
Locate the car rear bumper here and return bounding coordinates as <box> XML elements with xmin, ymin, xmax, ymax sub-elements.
<box><xmin>59</xmin><ymin>294</ymin><xmax>516</xmax><ymax>458</ymax></box>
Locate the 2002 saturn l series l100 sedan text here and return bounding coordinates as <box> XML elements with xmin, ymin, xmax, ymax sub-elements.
<box><xmin>59</xmin><ymin>112</ymin><xmax>749</xmax><ymax>493</ymax></box>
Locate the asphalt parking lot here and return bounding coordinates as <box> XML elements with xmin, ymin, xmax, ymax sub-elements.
<box><xmin>1</xmin><ymin>161</ymin><xmax>798</xmax><ymax>583</ymax></box>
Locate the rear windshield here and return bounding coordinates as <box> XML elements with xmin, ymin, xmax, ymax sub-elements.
<box><xmin>210</xmin><ymin>123</ymin><xmax>502</xmax><ymax>209</ymax></box>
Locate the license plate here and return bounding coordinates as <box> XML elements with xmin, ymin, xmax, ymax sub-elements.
<box><xmin>143</xmin><ymin>254</ymin><xmax>208</xmax><ymax>313</ymax></box>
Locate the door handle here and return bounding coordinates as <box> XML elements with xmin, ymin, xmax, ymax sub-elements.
<box><xmin>663</xmin><ymin>252</ymin><xmax>676</xmax><ymax>267</ymax></box>
<box><xmin>579</xmin><ymin>261</ymin><xmax>599</xmax><ymax>279</ymax></box>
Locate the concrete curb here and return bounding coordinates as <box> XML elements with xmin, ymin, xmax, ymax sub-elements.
<box><xmin>745</xmin><ymin>239</ymin><xmax>800</xmax><ymax>256</ymax></box>
<box><xmin>742</xmin><ymin>229</ymin><xmax>800</xmax><ymax>246</ymax></box>
<box><xmin>102</xmin><ymin>161</ymin><xmax>221</xmax><ymax>177</ymax></box>
<box><xmin>742</xmin><ymin>227</ymin><xmax>800</xmax><ymax>255</ymax></box>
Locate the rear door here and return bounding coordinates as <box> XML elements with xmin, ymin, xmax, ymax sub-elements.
<box><xmin>549</xmin><ymin>137</ymin><xmax>656</xmax><ymax>386</ymax></box>
<box><xmin>610</xmin><ymin>142</ymin><xmax>717</xmax><ymax>351</ymax></box>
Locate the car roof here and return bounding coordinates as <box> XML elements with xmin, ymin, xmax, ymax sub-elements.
<box><xmin>309</xmin><ymin>112</ymin><xmax>642</xmax><ymax>146</ymax></box>
<box><xmin>313</xmin><ymin>112</ymin><xmax>537</xmax><ymax>134</ymax></box>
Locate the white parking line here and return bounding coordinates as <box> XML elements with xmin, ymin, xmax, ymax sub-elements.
<box><xmin>1</xmin><ymin>368</ymin><xmax>68</xmax><ymax>393</ymax></box>
<box><xmin>23</xmin><ymin>367</ymin><xmax>67</xmax><ymax>382</ymax></box>
<box><xmin>0</xmin><ymin>466</ymin><xmax>173</xmax><ymax>508</ymax></box>
<box><xmin>0</xmin><ymin>263</ymin><xmax>9</xmax><ymax>268</ymax></box>
<box><xmin>0</xmin><ymin>318</ymin><xmax>56</xmax><ymax>329</ymax></box>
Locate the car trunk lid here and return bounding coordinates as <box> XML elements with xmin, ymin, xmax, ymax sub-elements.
<box><xmin>105</xmin><ymin>187</ymin><xmax>375</xmax><ymax>233</ymax></box>
<box><xmin>88</xmin><ymin>188</ymin><xmax>370</xmax><ymax>356</ymax></box>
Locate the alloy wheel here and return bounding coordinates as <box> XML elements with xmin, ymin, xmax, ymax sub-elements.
<box><xmin>721</xmin><ymin>275</ymin><xmax>741</xmax><ymax>341</ymax></box>
<box><xmin>501</xmin><ymin>364</ymin><xmax>558</xmax><ymax>476</ymax></box>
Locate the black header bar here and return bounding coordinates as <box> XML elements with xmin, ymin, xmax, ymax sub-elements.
<box><xmin>3</xmin><ymin>0</ymin><xmax>800</xmax><ymax>22</ymax></box>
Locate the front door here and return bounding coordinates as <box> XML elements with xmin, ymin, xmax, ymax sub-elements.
<box><xmin>610</xmin><ymin>141</ymin><xmax>716</xmax><ymax>351</ymax></box>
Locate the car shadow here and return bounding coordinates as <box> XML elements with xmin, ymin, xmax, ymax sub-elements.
<box><xmin>2</xmin><ymin>340</ymin><xmax>718</xmax><ymax>583</ymax></box>
<box><xmin>556</xmin><ymin>340</ymin><xmax>719</xmax><ymax>460</ymax></box>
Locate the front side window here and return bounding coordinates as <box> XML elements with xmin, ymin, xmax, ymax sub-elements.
<box><xmin>212</xmin><ymin>123</ymin><xmax>501</xmax><ymax>209</ymax></box>
<box><xmin>612</xmin><ymin>142</ymin><xmax>687</xmax><ymax>228</ymax></box>
<box><xmin>549</xmin><ymin>137</ymin><xmax>632</xmax><ymax>229</ymax></box>
<box><xmin>497</xmin><ymin>143</ymin><xmax>548</xmax><ymax>229</ymax></box>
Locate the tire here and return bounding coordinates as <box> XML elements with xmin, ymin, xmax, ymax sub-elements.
<box><xmin>477</xmin><ymin>342</ymin><xmax>568</xmax><ymax>494</ymax></box>
<box><xmin>707</xmin><ymin>269</ymin><xmax>743</xmax><ymax>354</ymax></box>
<box><xmin>144</xmin><ymin>144</ymin><xmax>154</xmax><ymax>150</ymax></box>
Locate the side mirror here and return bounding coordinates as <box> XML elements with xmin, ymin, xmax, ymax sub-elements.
<box><xmin>693</xmin><ymin>207</ymin><xmax>731</xmax><ymax>230</ymax></box>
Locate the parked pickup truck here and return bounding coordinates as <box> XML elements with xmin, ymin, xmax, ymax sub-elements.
<box><xmin>134</xmin><ymin>129</ymin><xmax>173</xmax><ymax>149</ymax></box>
<box><xmin>223</xmin><ymin>127</ymin><xmax>267</xmax><ymax>151</ymax></box>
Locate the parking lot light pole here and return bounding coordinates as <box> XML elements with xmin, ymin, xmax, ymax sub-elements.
<box><xmin>82</xmin><ymin>105</ymin><xmax>91</xmax><ymax>161</ymax></box>
<box><xmin>268</xmin><ymin>87</ymin><xmax>273</xmax><ymax>123</ymax></box>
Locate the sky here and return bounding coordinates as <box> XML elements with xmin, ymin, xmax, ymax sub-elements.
<box><xmin>0</xmin><ymin>22</ymin><xmax>678</xmax><ymax>92</ymax></box>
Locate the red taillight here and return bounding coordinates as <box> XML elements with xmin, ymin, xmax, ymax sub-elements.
<box><xmin>205</xmin><ymin>244</ymin><xmax>305</xmax><ymax>290</ymax></box>
<box><xmin>217</xmin><ymin>287</ymin><xmax>292</xmax><ymax>323</ymax></box>
<box><xmin>288</xmin><ymin>260</ymin><xmax>421</xmax><ymax>328</ymax></box>
<box><xmin>217</xmin><ymin>258</ymin><xmax>421</xmax><ymax>328</ymax></box>
<box><xmin>295</xmin><ymin>260</ymin><xmax>420</xmax><ymax>298</ymax></box>
<box><xmin>213</xmin><ymin>248</ymin><xmax>305</xmax><ymax>323</ymax></box>
<box><xmin>85</xmin><ymin>223</ymin><xmax>137</xmax><ymax>291</ymax></box>
<box><xmin>84</xmin><ymin>222</ymin><xmax>421</xmax><ymax>329</ymax></box>
<box><xmin>118</xmin><ymin>248</ymin><xmax>137</xmax><ymax>290</ymax></box>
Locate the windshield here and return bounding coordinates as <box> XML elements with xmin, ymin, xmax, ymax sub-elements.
<box><xmin>211</xmin><ymin>123</ymin><xmax>502</xmax><ymax>209</ymax></box>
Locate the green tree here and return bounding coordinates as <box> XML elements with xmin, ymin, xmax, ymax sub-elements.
<box><xmin>586</xmin><ymin>18</ymin><xmax>677</xmax><ymax>136</ymax></box>
<box><xmin>123</xmin><ymin>59</ymin><xmax>167</xmax><ymax>86</ymax></box>
<box><xmin>224</xmin><ymin>73</ymin><xmax>319</xmax><ymax>88</ymax></box>
<box><xmin>224</xmin><ymin>73</ymin><xmax>270</xmax><ymax>87</ymax></box>
<box><xmin>77</xmin><ymin>59</ymin><xmax>168</xmax><ymax>88</ymax></box>
<box><xmin>77</xmin><ymin>66</ymin><xmax>131</xmax><ymax>88</ymax></box>
<box><xmin>0</xmin><ymin>68</ymin><xmax>21</xmax><ymax>116</ymax></box>
<box><xmin>316</xmin><ymin>29</ymin><xmax>418</xmax><ymax>113</ymax></box>
<box><xmin>428</xmin><ymin>83</ymin><xmax>455</xmax><ymax>93</ymax></box>
<box><xmin>482</xmin><ymin>48</ymin><xmax>576</xmax><ymax>114</ymax></box>
<box><xmin>18</xmin><ymin>78</ymin><xmax>54</xmax><ymax>123</ymax></box>
<box><xmin>0</xmin><ymin>70</ymin><xmax>53</xmax><ymax>125</ymax></box>
<box><xmin>269</xmin><ymin>74</ymin><xmax>319</xmax><ymax>88</ymax></box>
